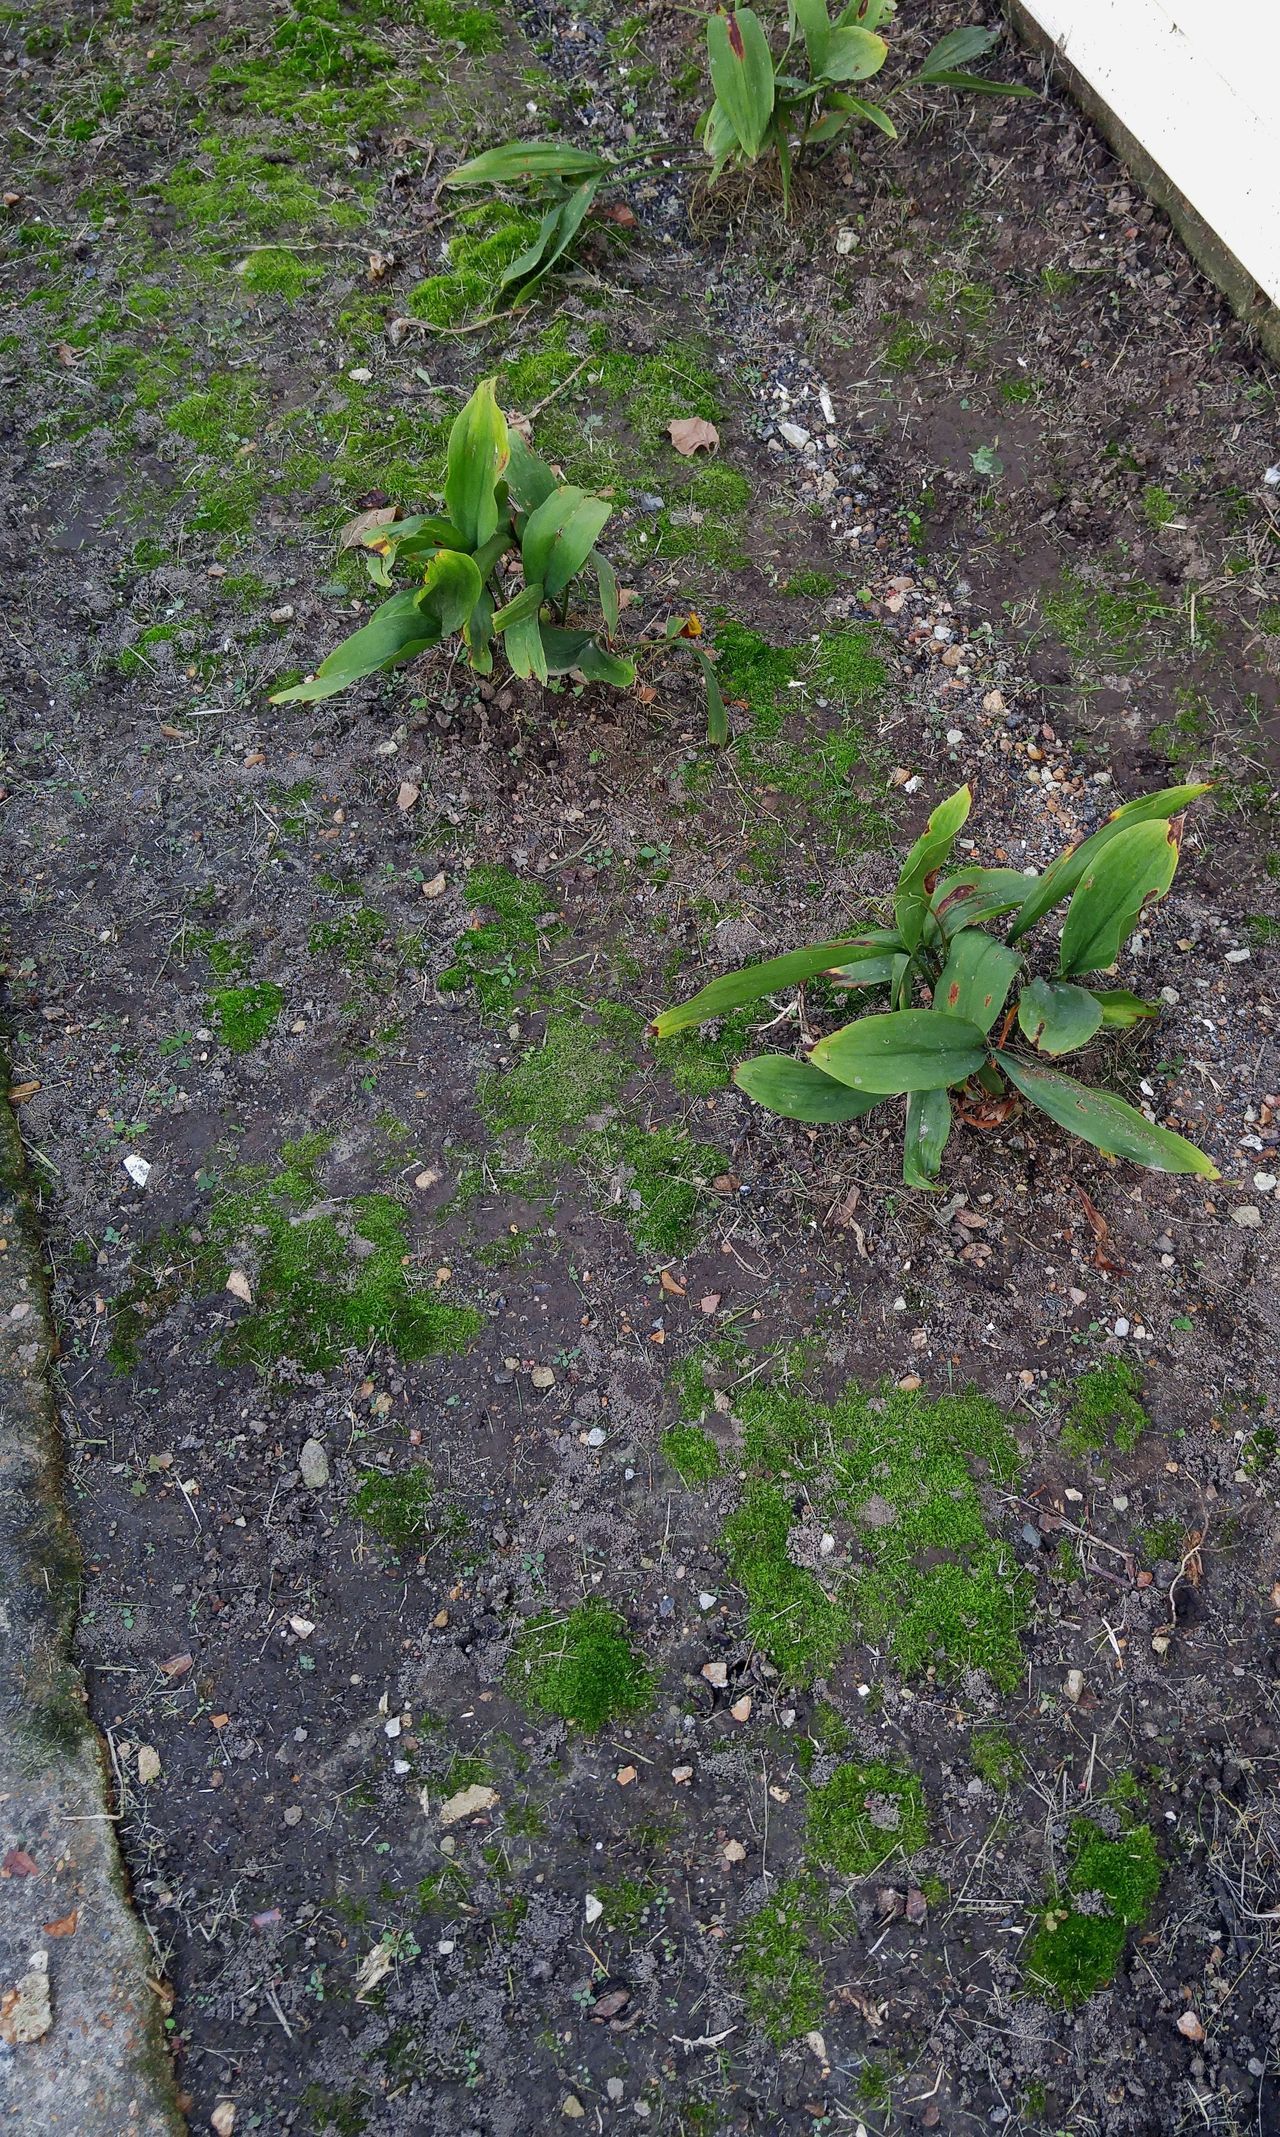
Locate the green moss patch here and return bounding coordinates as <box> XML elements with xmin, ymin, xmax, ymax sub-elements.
<box><xmin>507</xmin><ymin>1602</ymin><xmax>653</xmax><ymax>1732</ymax></box>
<box><xmin>662</xmin><ymin>1423</ymin><xmax>722</xmax><ymax>1485</ymax></box>
<box><xmin>237</xmin><ymin>246</ymin><xmax>325</xmax><ymax>299</ymax></box>
<box><xmin>807</xmin><ymin>1759</ymin><xmax>928</xmax><ymax>1876</ymax></box>
<box><xmin>406</xmin><ymin>201</ymin><xmax>541</xmax><ymax>328</ymax></box>
<box><xmin>1041</xmin><ymin>570</ymin><xmax>1167</xmax><ymax>669</ymax></box>
<box><xmin>211</xmin><ymin>981</ymin><xmax>284</xmax><ymax>1053</ymax></box>
<box><xmin>1060</xmin><ymin>1359</ymin><xmax>1148</xmax><ymax>1459</ymax></box>
<box><xmin>733</xmin><ymin>1877</ymin><xmax>825</xmax><ymax>2046</ymax></box>
<box><xmin>349</xmin><ymin>1463</ymin><xmax>464</xmax><ymax>1550</ymax></box>
<box><xmin>678</xmin><ymin>1355</ymin><xmax>1026</xmax><ymax>1690</ymax></box>
<box><xmin>1027</xmin><ymin>1810</ymin><xmax>1160</xmax><ymax>2005</ymax></box>
<box><xmin>654</xmin><ymin>1007</ymin><xmax>757</xmax><ymax>1097</ymax></box>
<box><xmin>109</xmin><ymin>1136</ymin><xmax>480</xmax><ymax>1375</ymax></box>
<box><xmin>970</xmin><ymin>1724</ymin><xmax>1021</xmax><ymax>1790</ymax></box>
<box><xmin>439</xmin><ymin>866</ymin><xmax>558</xmax><ymax>1012</ymax></box>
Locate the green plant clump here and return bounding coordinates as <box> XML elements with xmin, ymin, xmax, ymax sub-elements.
<box><xmin>508</xmin><ymin>1601</ymin><xmax>653</xmax><ymax>1731</ymax></box>
<box><xmin>439</xmin><ymin>866</ymin><xmax>559</xmax><ymax>1011</ymax></box>
<box><xmin>733</xmin><ymin>1877</ymin><xmax>825</xmax><ymax>2045</ymax></box>
<box><xmin>654</xmin><ymin>781</ymin><xmax>1218</xmax><ymax>1186</ymax></box>
<box><xmin>807</xmin><ymin>1758</ymin><xmax>928</xmax><ymax>1875</ymax></box>
<box><xmin>349</xmin><ymin>1464</ymin><xmax>454</xmax><ymax>1548</ymax></box>
<box><xmin>1027</xmin><ymin>1812</ymin><xmax>1161</xmax><ymax>2004</ymax></box>
<box><xmin>970</xmin><ymin>1724</ymin><xmax>1021</xmax><ymax>1790</ymax></box>
<box><xmin>1060</xmin><ymin>1358</ymin><xmax>1148</xmax><ymax>1458</ymax></box>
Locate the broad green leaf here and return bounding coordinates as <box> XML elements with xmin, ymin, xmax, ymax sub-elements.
<box><xmin>651</xmin><ymin>931</ymin><xmax>904</xmax><ymax>1037</ymax></box>
<box><xmin>359</xmin><ymin>513</ymin><xmax>464</xmax><ymax>559</ymax></box>
<box><xmin>471</xmin><ymin>527</ymin><xmax>510</xmax><ymax>586</ymax></box>
<box><xmin>934</xmin><ymin>929</ymin><xmax>1021</xmax><ymax>1034</ymax></box>
<box><xmin>500</xmin><ymin>180</ymin><xmax>598</xmax><ymax>306</ymax></box>
<box><xmin>1000</xmin><ymin>1056</ymin><xmax>1218</xmax><ymax>1176</ymax></box>
<box><xmin>506</xmin><ymin>431</ymin><xmax>560</xmax><ymax>512</ymax></box>
<box><xmin>772</xmin><ymin>115</ymin><xmax>793</xmax><ymax>215</ymax></box>
<box><xmin>504</xmin><ymin>605</ymin><xmax>549</xmax><ymax>683</ymax></box>
<box><xmin>491</xmin><ymin>580</ymin><xmax>545</xmax><ymax>633</ymax></box>
<box><xmin>827</xmin><ymin>91</ymin><xmax>896</xmax><ymax>136</ymax></box>
<box><xmin>903</xmin><ymin>1087</ymin><xmax>951</xmax><ymax>1190</ymax></box>
<box><xmin>1058</xmin><ymin>818</ymin><xmax>1180</xmax><ymax>977</ymax></box>
<box><xmin>835</xmin><ymin>0</ymin><xmax>895</xmax><ymax>27</ymax></box>
<box><xmin>689</xmin><ymin>643</ymin><xmax>728</xmax><ymax>745</ymax></box>
<box><xmin>464</xmin><ymin>588</ymin><xmax>494</xmax><ymax>675</ymax></box>
<box><xmin>270</xmin><ymin>588</ymin><xmax>439</xmax><ymax>704</ymax></box>
<box><xmin>1093</xmin><ymin>989</ymin><xmax>1160</xmax><ymax>1029</ymax></box>
<box><xmin>1017</xmin><ymin>977</ymin><xmax>1103</xmax><ymax>1056</ymax></box>
<box><xmin>702</xmin><ymin>97</ymin><xmax>740</xmax><ymax>175</ymax></box>
<box><xmin>521</xmin><ymin>486</ymin><xmax>612</xmax><ymax>598</ymax></box>
<box><xmin>828</xmin><ymin>952</ymin><xmax>899</xmax><ymax>987</ymax></box>
<box><xmin>538</xmin><ymin>628</ymin><xmax>635</xmax><ymax>686</ymax></box>
<box><xmin>591</xmin><ymin>547</ymin><xmax>619</xmax><ymax>637</ymax></box>
<box><xmin>810</xmin><ymin>1008</ymin><xmax>987</xmax><ymax>1093</ymax></box>
<box><xmin>789</xmin><ymin>0</ymin><xmax>830</xmax><ymax>72</ymax></box>
<box><xmin>930</xmin><ymin>865</ymin><xmax>1031</xmax><ymax>938</ymax></box>
<box><xmin>819</xmin><ymin>24</ymin><xmax>888</xmax><ymax>79</ymax></box>
<box><xmin>1010</xmin><ymin>783</ymin><xmax>1209</xmax><ymax>941</ymax></box>
<box><xmin>734</xmin><ymin>1053</ymin><xmax>881</xmax><ymax>1122</ymax></box>
<box><xmin>442</xmin><ymin>141</ymin><xmax>607</xmax><ymax>188</ymax></box>
<box><xmin>894</xmin><ymin>784</ymin><xmax>973</xmax><ymax>950</ymax></box>
<box><xmin>444</xmin><ymin>377</ymin><xmax>508</xmax><ymax>552</ymax></box>
<box><xmin>913</xmin><ymin>24</ymin><xmax>998</xmax><ymax>75</ymax></box>
<box><xmin>802</xmin><ymin>109</ymin><xmax>853</xmax><ymax>147</ymax></box>
<box><xmin>417</xmin><ymin>547</ymin><xmax>483</xmax><ymax>636</ymax></box>
<box><xmin>707</xmin><ymin>9</ymin><xmax>777</xmax><ymax>160</ymax></box>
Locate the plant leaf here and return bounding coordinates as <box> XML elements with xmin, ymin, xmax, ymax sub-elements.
<box><xmin>894</xmin><ymin>784</ymin><xmax>973</xmax><ymax>951</ymax></box>
<box><xmin>827</xmin><ymin>952</ymin><xmax>900</xmax><ymax>987</ymax></box>
<box><xmin>651</xmin><ymin>931</ymin><xmax>905</xmax><ymax>1036</ymax></box>
<box><xmin>819</xmin><ymin>23</ymin><xmax>887</xmax><ymax>80</ymax></box>
<box><xmin>734</xmin><ymin>1054</ymin><xmax>881</xmax><ymax>1122</ymax></box>
<box><xmin>810</xmin><ymin>1008</ymin><xmax>987</xmax><ymax>1093</ymax></box>
<box><xmin>834</xmin><ymin>0</ymin><xmax>895</xmax><ymax>26</ymax></box>
<box><xmin>504</xmin><ymin>605</ymin><xmax>549</xmax><ymax>683</ymax></box>
<box><xmin>702</xmin><ymin>96</ymin><xmax>740</xmax><ymax>173</ymax></box>
<box><xmin>689</xmin><ymin>643</ymin><xmax>728</xmax><ymax>745</ymax></box>
<box><xmin>442</xmin><ymin>141</ymin><xmax>607</xmax><ymax>188</ymax></box>
<box><xmin>930</xmin><ymin>865</ymin><xmax>1031</xmax><ymax>938</ymax></box>
<box><xmin>506</xmin><ymin>431</ymin><xmax>560</xmax><ymax>512</ymax></box>
<box><xmin>788</xmin><ymin>0</ymin><xmax>831</xmax><ymax>71</ymax></box>
<box><xmin>538</xmin><ymin>627</ymin><xmax>635</xmax><ymax>685</ymax></box>
<box><xmin>270</xmin><ymin>588</ymin><xmax>440</xmax><ymax>704</ymax></box>
<box><xmin>827</xmin><ymin>91</ymin><xmax>896</xmax><ymax>136</ymax></box>
<box><xmin>491</xmin><ymin>580</ymin><xmax>545</xmax><ymax>633</ymax></box>
<box><xmin>521</xmin><ymin>486</ymin><xmax>612</xmax><ymax>598</ymax></box>
<box><xmin>416</xmin><ymin>547</ymin><xmax>483</xmax><ymax>636</ymax></box>
<box><xmin>1009</xmin><ymin>783</ymin><xmax>1209</xmax><ymax>942</ymax></box>
<box><xmin>444</xmin><ymin>377</ymin><xmax>508</xmax><ymax>552</ymax></box>
<box><xmin>903</xmin><ymin>1087</ymin><xmax>951</xmax><ymax>1190</ymax></box>
<box><xmin>707</xmin><ymin>9</ymin><xmax>777</xmax><ymax>159</ymax></box>
<box><xmin>918</xmin><ymin>69</ymin><xmax>1037</xmax><ymax>95</ymax></box>
<box><xmin>1058</xmin><ymin>818</ymin><xmax>1180</xmax><ymax>977</ymax></box>
<box><xmin>591</xmin><ymin>547</ymin><xmax>620</xmax><ymax>637</ymax></box>
<box><xmin>934</xmin><ymin>929</ymin><xmax>1021</xmax><ymax>1034</ymax></box>
<box><xmin>1000</xmin><ymin>1056</ymin><xmax>1219</xmax><ymax>1176</ymax></box>
<box><xmin>464</xmin><ymin>588</ymin><xmax>494</xmax><ymax>674</ymax></box>
<box><xmin>1093</xmin><ymin>989</ymin><xmax>1160</xmax><ymax>1029</ymax></box>
<box><xmin>912</xmin><ymin>25</ymin><xmax>999</xmax><ymax>75</ymax></box>
<box><xmin>1017</xmin><ymin>978</ymin><xmax>1103</xmax><ymax>1056</ymax></box>
<box><xmin>500</xmin><ymin>180</ymin><xmax>599</xmax><ymax>306</ymax></box>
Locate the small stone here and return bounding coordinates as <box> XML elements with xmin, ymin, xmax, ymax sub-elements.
<box><xmin>584</xmin><ymin>1427</ymin><xmax>606</xmax><ymax>1448</ymax></box>
<box><xmin>1176</xmin><ymin>2010</ymin><xmax>1205</xmax><ymax>2041</ymax></box>
<box><xmin>698</xmin><ymin>1591</ymin><xmax>717</xmax><ymax>1610</ymax></box>
<box><xmin>530</xmin><ymin>1365</ymin><xmax>556</xmax><ymax>1389</ymax></box>
<box><xmin>584</xmin><ymin>1893</ymin><xmax>604</xmax><ymax>1926</ymax></box>
<box><xmin>615</xmin><ymin>1765</ymin><xmax>637</xmax><ymax>1787</ymax></box>
<box><xmin>269</xmin><ymin>604</ymin><xmax>294</xmax><ymax>625</ymax></box>
<box><xmin>607</xmin><ymin>2078</ymin><xmax>625</xmax><ymax>2103</ymax></box>
<box><xmin>562</xmin><ymin>2097</ymin><xmax>585</xmax><ymax>2120</ymax></box>
<box><xmin>211</xmin><ymin>2107</ymin><xmax>237</xmax><ymax>2137</ymax></box>
<box><xmin>701</xmin><ymin>1660</ymin><xmax>728</xmax><ymax>1688</ymax></box>
<box><xmin>136</xmin><ymin>1744</ymin><xmax>161</xmax><ymax>1784</ymax></box>
<box><xmin>438</xmin><ymin>1783</ymin><xmax>499</xmax><ymax>1826</ymax></box>
<box><xmin>1232</xmin><ymin>1206</ymin><xmax>1262</xmax><ymax>1228</ymax></box>
<box><xmin>723</xmin><ymin>1838</ymin><xmax>746</xmax><ymax>1862</ymax></box>
<box><xmin>1114</xmin><ymin>1316</ymin><xmax>1130</xmax><ymax>1337</ymax></box>
<box><xmin>1064</xmin><ymin>1668</ymin><xmax>1086</xmax><ymax>1704</ymax></box>
<box><xmin>730</xmin><ymin>1695</ymin><xmax>752</xmax><ymax>1723</ymax></box>
<box><xmin>672</xmin><ymin>1764</ymin><xmax>693</xmax><ymax>1785</ymax></box>
<box><xmin>778</xmin><ymin>420</ymin><xmax>811</xmax><ymax>448</ymax></box>
<box><xmin>299</xmin><ymin>1438</ymin><xmax>329</xmax><ymax>1490</ymax></box>
<box><xmin>123</xmin><ymin>1154</ymin><xmax>152</xmax><ymax>1188</ymax></box>
<box><xmin>283</xmin><ymin>1805</ymin><xmax>303</xmax><ymax>1827</ymax></box>
<box><xmin>1225</xmin><ymin>948</ymin><xmax>1250</xmax><ymax>964</ymax></box>
<box><xmin>805</xmin><ymin>2030</ymin><xmax>828</xmax><ymax>2063</ymax></box>
<box><xmin>0</xmin><ymin>1952</ymin><xmax>51</xmax><ymax>2046</ymax></box>
<box><xmin>1254</xmin><ymin>1173</ymin><xmax>1278</xmax><ymax>1193</ymax></box>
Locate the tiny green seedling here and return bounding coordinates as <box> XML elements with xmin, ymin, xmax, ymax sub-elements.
<box><xmin>273</xmin><ymin>377</ymin><xmax>632</xmax><ymax>707</ymax></box>
<box><xmin>653</xmin><ymin>782</ymin><xmax>1219</xmax><ymax>1186</ymax></box>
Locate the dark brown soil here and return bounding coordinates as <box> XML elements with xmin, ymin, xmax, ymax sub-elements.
<box><xmin>3</xmin><ymin>2</ymin><xmax>1280</xmax><ymax>2134</ymax></box>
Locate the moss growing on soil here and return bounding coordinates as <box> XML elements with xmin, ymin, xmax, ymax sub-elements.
<box><xmin>662</xmin><ymin>1422</ymin><xmax>723</xmax><ymax>1486</ymax></box>
<box><xmin>1060</xmin><ymin>1358</ymin><xmax>1148</xmax><ymax>1458</ymax></box>
<box><xmin>439</xmin><ymin>866</ymin><xmax>558</xmax><ymax>1011</ymax></box>
<box><xmin>601</xmin><ymin>1122</ymin><xmax>725</xmax><ymax>1258</ymax></box>
<box><xmin>734</xmin><ymin>1877</ymin><xmax>825</xmax><ymax>2045</ymax></box>
<box><xmin>709</xmin><ymin>619</ymin><xmax>888</xmax><ymax>858</ymax></box>
<box><xmin>654</xmin><ymin>1007</ymin><xmax>757</xmax><ymax>1097</ymax></box>
<box><xmin>349</xmin><ymin>1464</ymin><xmax>452</xmax><ymax>1548</ymax></box>
<box><xmin>1027</xmin><ymin>1812</ymin><xmax>1161</xmax><ymax>2005</ymax></box>
<box><xmin>1041</xmin><ymin>570</ymin><xmax>1166</xmax><ymax>668</ymax></box>
<box><xmin>970</xmin><ymin>1724</ymin><xmax>1021</xmax><ymax>1790</ymax></box>
<box><xmin>112</xmin><ymin>1136</ymin><xmax>480</xmax><ymax>1375</ymax></box>
<box><xmin>806</xmin><ymin>1759</ymin><xmax>928</xmax><ymax>1876</ymax></box>
<box><xmin>406</xmin><ymin>200</ymin><xmax>541</xmax><ymax>327</ymax></box>
<box><xmin>679</xmin><ymin>1357</ymin><xmax>1026</xmax><ymax>1690</ymax></box>
<box><xmin>507</xmin><ymin>1602</ymin><xmax>653</xmax><ymax>1731</ymax></box>
<box><xmin>211</xmin><ymin>980</ymin><xmax>284</xmax><ymax>1053</ymax></box>
<box><xmin>238</xmin><ymin>246</ymin><xmax>325</xmax><ymax>299</ymax></box>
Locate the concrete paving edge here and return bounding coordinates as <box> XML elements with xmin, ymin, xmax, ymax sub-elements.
<box><xmin>0</xmin><ymin>1057</ymin><xmax>186</xmax><ymax>2135</ymax></box>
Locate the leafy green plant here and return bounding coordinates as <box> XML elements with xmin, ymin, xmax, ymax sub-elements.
<box><xmin>272</xmin><ymin>377</ymin><xmax>633</xmax><ymax>706</ymax></box>
<box><xmin>653</xmin><ymin>782</ymin><xmax>1219</xmax><ymax>1185</ymax></box>
<box><xmin>704</xmin><ymin>8</ymin><xmax>1033</xmax><ymax>210</ymax></box>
